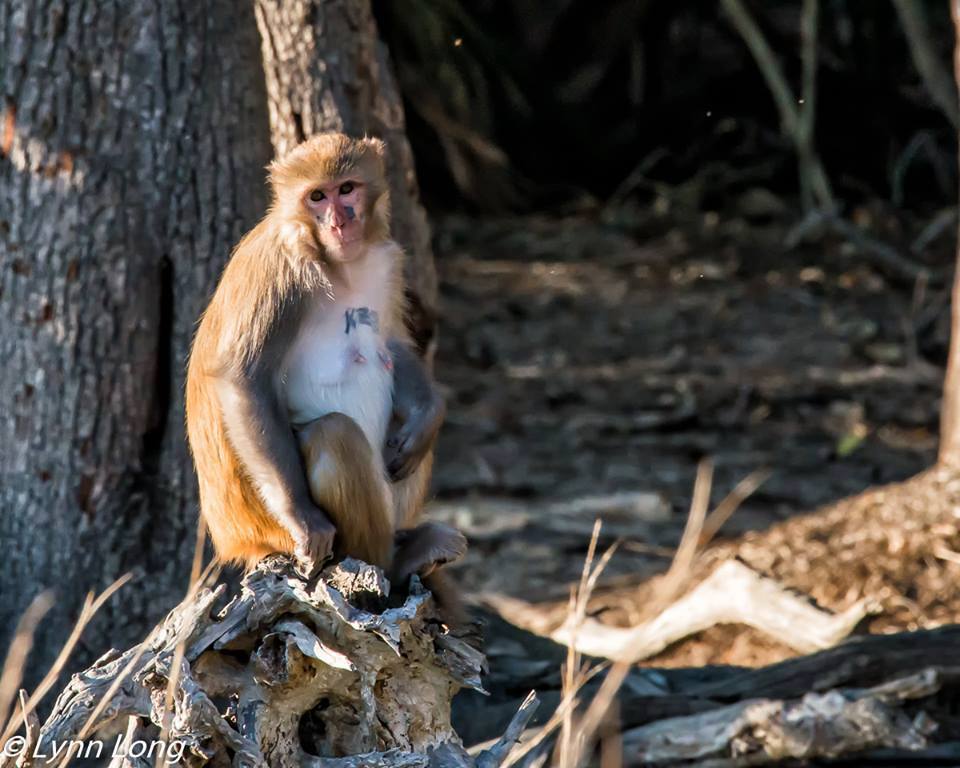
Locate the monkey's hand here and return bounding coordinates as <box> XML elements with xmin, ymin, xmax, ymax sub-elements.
<box><xmin>385</xmin><ymin>339</ymin><xmax>445</xmax><ymax>481</ymax></box>
<box><xmin>385</xmin><ymin>392</ymin><xmax>444</xmax><ymax>481</ymax></box>
<box><xmin>291</xmin><ymin>504</ymin><xmax>336</xmax><ymax>572</ymax></box>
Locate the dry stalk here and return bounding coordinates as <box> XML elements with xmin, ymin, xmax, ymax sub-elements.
<box><xmin>697</xmin><ymin>468</ymin><xmax>771</xmax><ymax>549</ymax></box>
<box><xmin>503</xmin><ymin>521</ymin><xmax>617</xmax><ymax>768</ymax></box>
<box><xmin>1</xmin><ymin>574</ymin><xmax>130</xmax><ymax>743</ymax></box>
<box><xmin>893</xmin><ymin>0</ymin><xmax>959</xmax><ymax>129</ymax></box>
<box><xmin>156</xmin><ymin>521</ymin><xmax>216</xmax><ymax>766</ymax></box>
<box><xmin>647</xmin><ymin>459</ymin><xmax>713</xmax><ymax>616</ymax></box>
<box><xmin>0</xmin><ymin>592</ymin><xmax>55</xmax><ymax>735</ymax></box>
<box><xmin>720</xmin><ymin>0</ymin><xmax>833</xmax><ymax>211</ymax></box>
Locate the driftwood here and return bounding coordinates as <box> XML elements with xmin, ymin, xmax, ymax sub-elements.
<box><xmin>622</xmin><ymin>668</ymin><xmax>941</xmax><ymax>765</ymax></box>
<box><xmin>481</xmin><ymin>559</ymin><xmax>873</xmax><ymax>663</ymax></box>
<box><xmin>2</xmin><ymin>557</ymin><xmax>533</xmax><ymax>768</ymax></box>
<box><xmin>461</xmin><ymin>621</ymin><xmax>960</xmax><ymax>767</ymax></box>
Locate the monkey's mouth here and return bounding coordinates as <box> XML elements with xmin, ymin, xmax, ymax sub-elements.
<box><xmin>330</xmin><ymin>223</ymin><xmax>363</xmax><ymax>244</ymax></box>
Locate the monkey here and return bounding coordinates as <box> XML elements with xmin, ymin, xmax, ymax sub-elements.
<box><xmin>185</xmin><ymin>132</ymin><xmax>465</xmax><ymax>603</ymax></box>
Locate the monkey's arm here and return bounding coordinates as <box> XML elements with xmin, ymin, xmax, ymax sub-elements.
<box><xmin>215</xmin><ymin>366</ymin><xmax>334</xmax><ymax>562</ymax></box>
<box><xmin>384</xmin><ymin>338</ymin><xmax>445</xmax><ymax>481</ymax></box>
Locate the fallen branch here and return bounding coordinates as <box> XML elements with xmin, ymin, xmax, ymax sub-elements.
<box><xmin>465</xmin><ymin>624</ymin><xmax>960</xmax><ymax>766</ymax></box>
<box><xmin>483</xmin><ymin>560</ymin><xmax>873</xmax><ymax>663</ymax></box>
<box><xmin>622</xmin><ymin>667</ymin><xmax>943</xmax><ymax>765</ymax></box>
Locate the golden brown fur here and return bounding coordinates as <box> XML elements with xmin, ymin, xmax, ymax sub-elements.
<box><xmin>185</xmin><ymin>133</ymin><xmax>430</xmax><ymax>570</ymax></box>
<box><xmin>269</xmin><ymin>134</ymin><xmax>390</xmax><ymax>246</ymax></box>
<box><xmin>298</xmin><ymin>413</ymin><xmax>394</xmax><ymax>568</ymax></box>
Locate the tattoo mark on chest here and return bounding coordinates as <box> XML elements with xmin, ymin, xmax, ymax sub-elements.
<box><xmin>344</xmin><ymin>307</ymin><xmax>380</xmax><ymax>335</ymax></box>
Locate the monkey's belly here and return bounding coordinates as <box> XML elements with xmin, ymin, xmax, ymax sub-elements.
<box><xmin>282</xmin><ymin>333</ymin><xmax>393</xmax><ymax>456</ymax></box>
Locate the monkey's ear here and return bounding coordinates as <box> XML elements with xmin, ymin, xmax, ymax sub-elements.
<box><xmin>363</xmin><ymin>137</ymin><xmax>387</xmax><ymax>159</ymax></box>
<box><xmin>266</xmin><ymin>156</ymin><xmax>289</xmax><ymax>192</ymax></box>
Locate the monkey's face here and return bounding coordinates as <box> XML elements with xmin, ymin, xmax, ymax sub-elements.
<box><xmin>305</xmin><ymin>179</ymin><xmax>368</xmax><ymax>262</ymax></box>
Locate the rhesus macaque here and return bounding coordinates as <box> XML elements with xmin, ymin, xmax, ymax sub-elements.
<box><xmin>185</xmin><ymin>133</ymin><xmax>465</xmax><ymax>601</ymax></box>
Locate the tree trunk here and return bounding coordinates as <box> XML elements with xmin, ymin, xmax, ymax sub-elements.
<box><xmin>0</xmin><ymin>0</ymin><xmax>273</xmax><ymax>674</ymax></box>
<box><xmin>941</xmin><ymin>0</ymin><xmax>960</xmax><ymax>466</ymax></box>
<box><xmin>253</xmin><ymin>0</ymin><xmax>438</xmax><ymax>355</ymax></box>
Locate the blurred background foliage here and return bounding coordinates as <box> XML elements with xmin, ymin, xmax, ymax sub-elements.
<box><xmin>376</xmin><ymin>0</ymin><xmax>956</xmax><ymax>216</ymax></box>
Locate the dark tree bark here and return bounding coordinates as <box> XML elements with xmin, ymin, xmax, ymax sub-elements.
<box><xmin>0</xmin><ymin>0</ymin><xmax>273</xmax><ymax>673</ymax></box>
<box><xmin>942</xmin><ymin>0</ymin><xmax>960</xmax><ymax>466</ymax></box>
<box><xmin>254</xmin><ymin>0</ymin><xmax>439</xmax><ymax>355</ymax></box>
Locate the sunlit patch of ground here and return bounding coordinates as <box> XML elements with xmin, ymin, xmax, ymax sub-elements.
<box><xmin>430</xmin><ymin>213</ymin><xmax>950</xmax><ymax>666</ymax></box>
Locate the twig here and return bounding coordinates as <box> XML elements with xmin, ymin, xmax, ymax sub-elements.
<box><xmin>892</xmin><ymin>0</ymin><xmax>959</xmax><ymax>129</ymax></box>
<box><xmin>939</xmin><ymin>0</ymin><xmax>960</xmax><ymax>466</ymax></box>
<box><xmin>699</xmin><ymin>469</ymin><xmax>771</xmax><ymax>548</ymax></box>
<box><xmin>912</xmin><ymin>207</ymin><xmax>957</xmax><ymax>254</ymax></box>
<box><xmin>798</xmin><ymin>0</ymin><xmax>833</xmax><ymax>210</ymax></box>
<box><xmin>893</xmin><ymin>132</ymin><xmax>950</xmax><ymax>207</ymax></box>
<box><xmin>720</xmin><ymin>0</ymin><xmax>799</xmax><ymax>137</ymax></box>
<box><xmin>476</xmin><ymin>691</ymin><xmax>540</xmax><ymax>768</ymax></box>
<box><xmin>0</xmin><ymin>691</ymin><xmax>41</xmax><ymax>768</ymax></box>
<box><xmin>720</xmin><ymin>0</ymin><xmax>834</xmax><ymax>211</ymax></box>
<box><xmin>786</xmin><ymin>209</ymin><xmax>944</xmax><ymax>284</ymax></box>
<box><xmin>649</xmin><ymin>459</ymin><xmax>713</xmax><ymax>613</ymax></box>
<box><xmin>156</xmin><ymin>525</ymin><xmax>215</xmax><ymax>766</ymax></box>
<box><xmin>500</xmin><ymin>692</ymin><xmax>581</xmax><ymax>768</ymax></box>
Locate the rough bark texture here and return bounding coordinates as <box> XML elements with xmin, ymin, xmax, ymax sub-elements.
<box><xmin>0</xmin><ymin>0</ymin><xmax>273</xmax><ymax>672</ymax></box>
<box><xmin>254</xmin><ymin>0</ymin><xmax>438</xmax><ymax>354</ymax></box>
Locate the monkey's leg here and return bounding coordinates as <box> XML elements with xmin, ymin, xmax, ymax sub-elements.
<box><xmin>390</xmin><ymin>455</ymin><xmax>467</xmax><ymax>623</ymax></box>
<box><xmin>392</xmin><ymin>449</ymin><xmax>433</xmax><ymax>529</ymax></box>
<box><xmin>297</xmin><ymin>412</ymin><xmax>394</xmax><ymax>569</ymax></box>
<box><xmin>391</xmin><ymin>452</ymin><xmax>466</xmax><ymax>576</ymax></box>
<box><xmin>391</xmin><ymin>521</ymin><xmax>467</xmax><ymax>582</ymax></box>
<box><xmin>391</xmin><ymin>519</ymin><xmax>468</xmax><ymax>626</ymax></box>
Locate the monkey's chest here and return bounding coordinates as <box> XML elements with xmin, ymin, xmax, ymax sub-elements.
<box><xmin>281</xmin><ymin>304</ymin><xmax>393</xmax><ymax>449</ymax></box>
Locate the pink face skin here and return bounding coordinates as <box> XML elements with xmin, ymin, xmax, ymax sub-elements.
<box><xmin>304</xmin><ymin>179</ymin><xmax>366</xmax><ymax>261</ymax></box>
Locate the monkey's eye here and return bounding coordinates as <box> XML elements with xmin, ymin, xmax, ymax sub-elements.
<box><xmin>339</xmin><ymin>182</ymin><xmax>355</xmax><ymax>195</ymax></box>
<box><xmin>309</xmin><ymin>189</ymin><xmax>326</xmax><ymax>202</ymax></box>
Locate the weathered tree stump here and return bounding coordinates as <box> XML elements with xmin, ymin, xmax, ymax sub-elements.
<box><xmin>5</xmin><ymin>557</ymin><xmax>533</xmax><ymax>768</ymax></box>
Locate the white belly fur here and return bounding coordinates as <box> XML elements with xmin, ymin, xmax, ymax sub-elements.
<box><xmin>290</xmin><ymin>347</ymin><xmax>392</xmax><ymax>446</ymax></box>
<box><xmin>280</xmin><ymin>255</ymin><xmax>395</xmax><ymax>468</ymax></box>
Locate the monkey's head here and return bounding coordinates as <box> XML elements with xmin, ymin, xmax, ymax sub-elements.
<box><xmin>269</xmin><ymin>133</ymin><xmax>390</xmax><ymax>263</ymax></box>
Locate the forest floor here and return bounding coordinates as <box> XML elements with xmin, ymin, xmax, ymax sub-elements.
<box><xmin>427</xmin><ymin>210</ymin><xmax>960</xmax><ymax>669</ymax></box>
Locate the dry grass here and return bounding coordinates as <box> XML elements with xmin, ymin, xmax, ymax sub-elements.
<box><xmin>0</xmin><ymin>574</ymin><xmax>131</xmax><ymax>746</ymax></box>
<box><xmin>0</xmin><ymin>519</ymin><xmax>216</xmax><ymax>768</ymax></box>
<box><xmin>499</xmin><ymin>514</ymin><xmax>636</xmax><ymax>768</ymax></box>
<box><xmin>0</xmin><ymin>592</ymin><xmax>54</xmax><ymax>738</ymax></box>
<box><xmin>500</xmin><ymin>520</ymin><xmax>616</xmax><ymax>768</ymax></box>
<box><xmin>155</xmin><ymin>519</ymin><xmax>216</xmax><ymax>766</ymax></box>
<box><xmin>496</xmin><ymin>459</ymin><xmax>775</xmax><ymax>766</ymax></box>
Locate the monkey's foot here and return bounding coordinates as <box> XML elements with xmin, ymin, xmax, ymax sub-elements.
<box><xmin>392</xmin><ymin>521</ymin><xmax>467</xmax><ymax>580</ymax></box>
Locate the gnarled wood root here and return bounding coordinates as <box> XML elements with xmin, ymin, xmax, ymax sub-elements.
<box><xmin>7</xmin><ymin>557</ymin><xmax>531</xmax><ymax>768</ymax></box>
